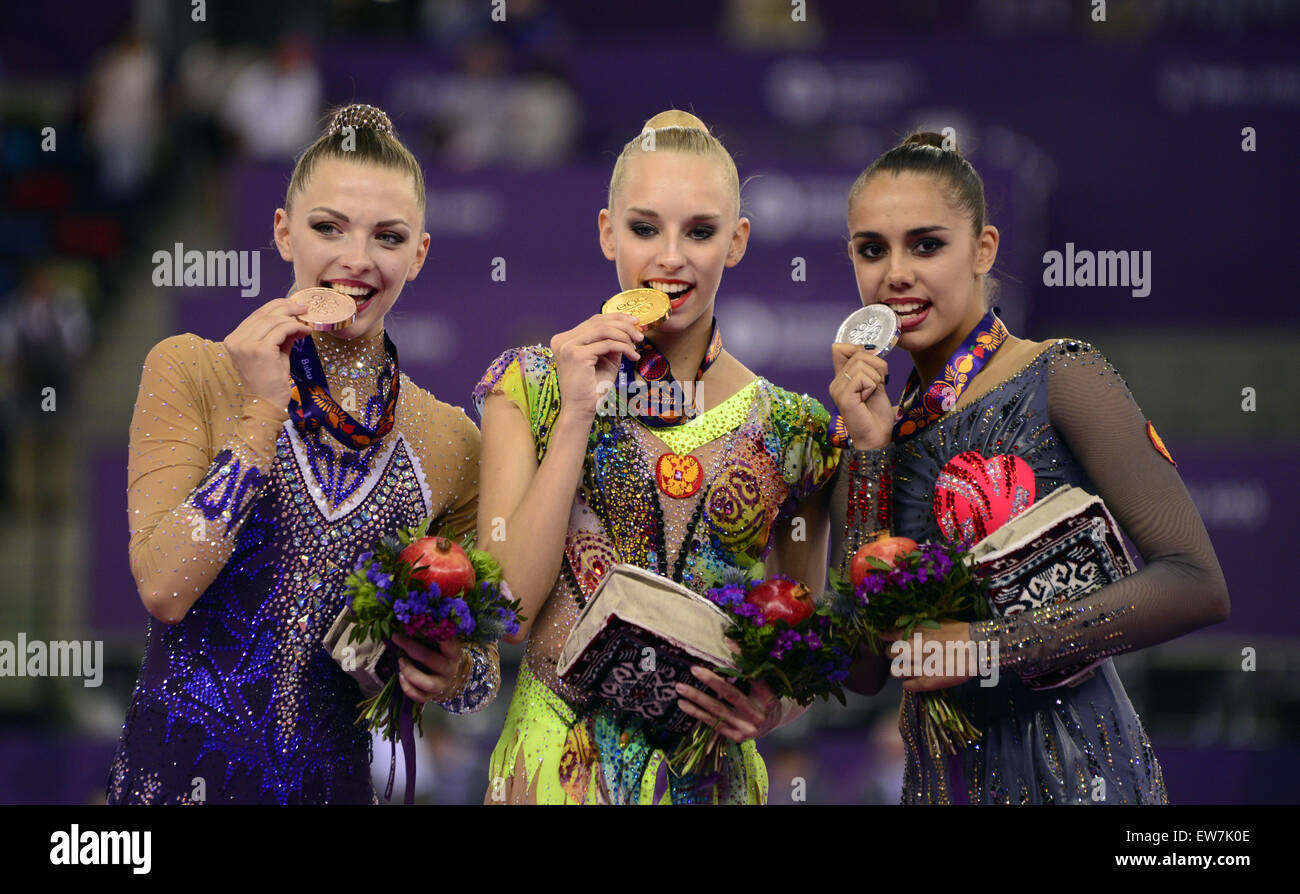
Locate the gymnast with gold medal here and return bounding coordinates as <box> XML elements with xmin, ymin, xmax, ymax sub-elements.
<box><xmin>473</xmin><ymin>110</ymin><xmax>842</xmax><ymax>804</ymax></box>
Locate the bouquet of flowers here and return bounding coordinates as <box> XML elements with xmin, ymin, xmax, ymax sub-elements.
<box><xmin>668</xmin><ymin>568</ymin><xmax>855</xmax><ymax>777</ymax></box>
<box><xmin>826</xmin><ymin>533</ymin><xmax>989</xmax><ymax>755</ymax></box>
<box><xmin>340</xmin><ymin>518</ymin><xmax>523</xmax><ymax>741</ymax></box>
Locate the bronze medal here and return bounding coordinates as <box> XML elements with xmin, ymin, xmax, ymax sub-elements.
<box><xmin>293</xmin><ymin>287</ymin><xmax>358</xmax><ymax>332</ymax></box>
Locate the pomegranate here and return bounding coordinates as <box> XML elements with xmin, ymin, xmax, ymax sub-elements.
<box><xmin>744</xmin><ymin>578</ymin><xmax>814</xmax><ymax>627</ymax></box>
<box><xmin>850</xmin><ymin>533</ymin><xmax>919</xmax><ymax>588</ymax></box>
<box><xmin>398</xmin><ymin>537</ymin><xmax>476</xmax><ymax>597</ymax></box>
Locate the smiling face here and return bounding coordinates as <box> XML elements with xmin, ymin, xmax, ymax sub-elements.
<box><xmin>274</xmin><ymin>158</ymin><xmax>430</xmax><ymax>340</ymax></box>
<box><xmin>599</xmin><ymin>151</ymin><xmax>749</xmax><ymax>337</ymax></box>
<box><xmin>847</xmin><ymin>171</ymin><xmax>998</xmax><ymax>355</ymax></box>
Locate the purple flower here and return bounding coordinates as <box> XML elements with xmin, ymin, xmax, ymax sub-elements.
<box><xmin>446</xmin><ymin>597</ymin><xmax>475</xmax><ymax>636</ymax></box>
<box><xmin>496</xmin><ymin>606</ymin><xmax>520</xmax><ymax>637</ymax></box>
<box><xmin>770</xmin><ymin>629</ymin><xmax>803</xmax><ymax>660</ymax></box>
<box><xmin>734</xmin><ymin>602</ymin><xmax>767</xmax><ymax>626</ymax></box>
<box><xmin>392</xmin><ymin>591</ymin><xmax>418</xmax><ymax>623</ymax></box>
<box><xmin>707</xmin><ymin>584</ymin><xmax>749</xmax><ymax>610</ymax></box>
<box><xmin>365</xmin><ymin>565</ymin><xmax>393</xmax><ymax>590</ymax></box>
<box><xmin>856</xmin><ymin>574</ymin><xmax>886</xmax><ymax>600</ymax></box>
<box><xmin>802</xmin><ymin>632</ymin><xmax>822</xmax><ymax>651</ymax></box>
<box><xmin>932</xmin><ymin>552</ymin><xmax>953</xmax><ymax>576</ymax></box>
<box><xmin>892</xmin><ymin>570</ymin><xmax>917</xmax><ymax>588</ymax></box>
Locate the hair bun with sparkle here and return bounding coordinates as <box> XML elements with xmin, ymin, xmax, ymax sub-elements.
<box><xmin>287</xmin><ymin>102</ymin><xmax>425</xmax><ymax>222</ymax></box>
<box><xmin>326</xmin><ymin>104</ymin><xmax>395</xmax><ymax>138</ymax></box>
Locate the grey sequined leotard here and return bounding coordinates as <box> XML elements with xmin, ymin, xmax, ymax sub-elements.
<box><xmin>832</xmin><ymin>338</ymin><xmax>1229</xmax><ymax>804</ymax></box>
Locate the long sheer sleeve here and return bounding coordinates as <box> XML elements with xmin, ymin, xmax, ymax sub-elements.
<box><xmin>829</xmin><ymin>446</ymin><xmax>895</xmax><ymax>695</ymax></box>
<box><xmin>969</xmin><ymin>343</ymin><xmax>1230</xmax><ymax>678</ymax></box>
<box><xmin>398</xmin><ymin>394</ymin><xmax>499</xmax><ymax>714</ymax></box>
<box><xmin>127</xmin><ymin>335</ymin><xmax>286</xmax><ymax>623</ymax></box>
<box><xmin>829</xmin><ymin>447</ymin><xmax>893</xmax><ymax>579</ymax></box>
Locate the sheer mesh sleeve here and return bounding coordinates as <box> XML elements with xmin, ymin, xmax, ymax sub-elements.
<box><xmin>969</xmin><ymin>342</ymin><xmax>1230</xmax><ymax>677</ymax></box>
<box><xmin>828</xmin><ymin>447</ymin><xmax>893</xmax><ymax>579</ymax></box>
<box><xmin>828</xmin><ymin>446</ymin><xmax>894</xmax><ymax>695</ymax></box>
<box><xmin>396</xmin><ymin>390</ymin><xmax>497</xmax><ymax>712</ymax></box>
<box><xmin>419</xmin><ymin>407</ymin><xmax>495</xmax><ymax>713</ymax></box>
<box><xmin>127</xmin><ymin>335</ymin><xmax>285</xmax><ymax>617</ymax></box>
<box><xmin>427</xmin><ymin>406</ymin><xmax>481</xmax><ymax>542</ymax></box>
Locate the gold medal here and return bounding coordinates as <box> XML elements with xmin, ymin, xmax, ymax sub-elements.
<box><xmin>602</xmin><ymin>288</ymin><xmax>671</xmax><ymax>328</ymax></box>
<box><xmin>292</xmin><ymin>287</ymin><xmax>358</xmax><ymax>332</ymax></box>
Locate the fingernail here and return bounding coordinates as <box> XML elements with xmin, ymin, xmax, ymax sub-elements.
<box><xmin>690</xmin><ymin>666</ymin><xmax>704</xmax><ymax>678</ymax></box>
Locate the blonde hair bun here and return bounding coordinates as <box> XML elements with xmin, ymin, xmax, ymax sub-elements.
<box><xmin>642</xmin><ymin>109</ymin><xmax>709</xmax><ymax>133</ymax></box>
<box><xmin>608</xmin><ymin>109</ymin><xmax>738</xmax><ymax>214</ymax></box>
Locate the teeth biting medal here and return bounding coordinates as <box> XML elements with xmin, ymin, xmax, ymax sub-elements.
<box><xmin>834</xmin><ymin>303</ymin><xmax>901</xmax><ymax>356</ymax></box>
<box><xmin>293</xmin><ymin>287</ymin><xmax>359</xmax><ymax>332</ymax></box>
<box><xmin>602</xmin><ymin>288</ymin><xmax>671</xmax><ymax>328</ymax></box>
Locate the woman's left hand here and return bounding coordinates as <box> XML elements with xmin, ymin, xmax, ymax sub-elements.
<box><xmin>391</xmin><ymin>633</ymin><xmax>467</xmax><ymax>704</ymax></box>
<box><xmin>880</xmin><ymin>620</ymin><xmax>978</xmax><ymax>692</ymax></box>
<box><xmin>675</xmin><ymin>667</ymin><xmax>779</xmax><ymax>744</ymax></box>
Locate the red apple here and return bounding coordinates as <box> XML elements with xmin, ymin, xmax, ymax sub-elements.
<box><xmin>398</xmin><ymin>536</ymin><xmax>476</xmax><ymax>597</ymax></box>
<box><xmin>745</xmin><ymin>578</ymin><xmax>814</xmax><ymax>627</ymax></box>
<box><xmin>850</xmin><ymin>533</ymin><xmax>919</xmax><ymax>588</ymax></box>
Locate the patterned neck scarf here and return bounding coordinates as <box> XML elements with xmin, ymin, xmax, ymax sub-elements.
<box><xmin>288</xmin><ymin>331</ymin><xmax>400</xmax><ymax>449</ymax></box>
<box><xmin>615</xmin><ymin>319</ymin><xmax>724</xmax><ymax>428</ymax></box>
<box><xmin>893</xmin><ymin>310</ymin><xmax>1010</xmax><ymax>441</ymax></box>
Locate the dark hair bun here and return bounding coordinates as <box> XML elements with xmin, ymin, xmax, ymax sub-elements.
<box><xmin>325</xmin><ymin>104</ymin><xmax>395</xmax><ymax>138</ymax></box>
<box><xmin>901</xmin><ymin>130</ymin><xmax>958</xmax><ymax>154</ymax></box>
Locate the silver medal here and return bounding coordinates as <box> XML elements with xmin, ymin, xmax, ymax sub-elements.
<box><xmin>834</xmin><ymin>304</ymin><xmax>900</xmax><ymax>356</ymax></box>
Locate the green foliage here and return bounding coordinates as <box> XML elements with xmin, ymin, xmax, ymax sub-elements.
<box><xmin>468</xmin><ymin>547</ymin><xmax>502</xmax><ymax>584</ymax></box>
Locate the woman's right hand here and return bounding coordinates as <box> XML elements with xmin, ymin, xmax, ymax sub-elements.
<box><xmin>223</xmin><ymin>296</ymin><xmax>314</xmax><ymax>408</ymax></box>
<box><xmin>549</xmin><ymin>313</ymin><xmax>644</xmax><ymax>420</ymax></box>
<box><xmin>829</xmin><ymin>343</ymin><xmax>894</xmax><ymax>450</ymax></box>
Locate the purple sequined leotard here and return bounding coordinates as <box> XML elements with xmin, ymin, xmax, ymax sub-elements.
<box><xmin>107</xmin><ymin>330</ymin><xmax>495</xmax><ymax>804</ymax></box>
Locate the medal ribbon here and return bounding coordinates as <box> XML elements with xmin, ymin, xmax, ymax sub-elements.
<box><xmin>288</xmin><ymin>332</ymin><xmax>401</xmax><ymax>449</ymax></box>
<box><xmin>616</xmin><ymin>319</ymin><xmax>723</xmax><ymax>428</ymax></box>
<box><xmin>892</xmin><ymin>311</ymin><xmax>1009</xmax><ymax>442</ymax></box>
